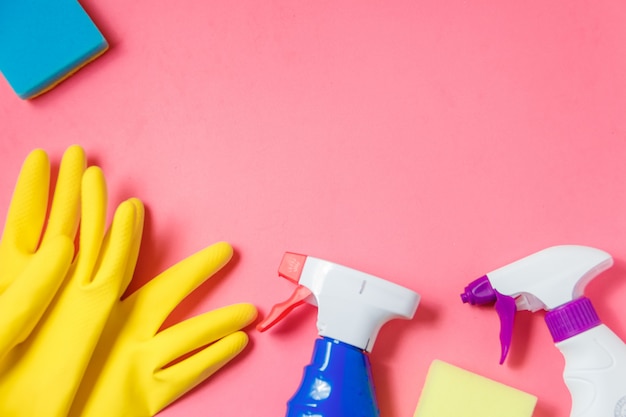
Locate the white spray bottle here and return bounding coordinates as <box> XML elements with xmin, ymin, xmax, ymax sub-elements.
<box><xmin>460</xmin><ymin>245</ymin><xmax>626</xmax><ymax>417</ymax></box>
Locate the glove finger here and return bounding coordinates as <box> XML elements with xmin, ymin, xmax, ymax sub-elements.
<box><xmin>71</xmin><ymin>166</ymin><xmax>107</xmax><ymax>281</ymax></box>
<box><xmin>152</xmin><ymin>303</ymin><xmax>257</xmax><ymax>367</ymax></box>
<box><xmin>155</xmin><ymin>331</ymin><xmax>250</xmax><ymax>411</ymax></box>
<box><xmin>130</xmin><ymin>241</ymin><xmax>233</xmax><ymax>328</ymax></box>
<box><xmin>40</xmin><ymin>145</ymin><xmax>85</xmax><ymax>247</ymax></box>
<box><xmin>89</xmin><ymin>198</ymin><xmax>142</xmax><ymax>293</ymax></box>
<box><xmin>118</xmin><ymin>198</ymin><xmax>144</xmax><ymax>291</ymax></box>
<box><xmin>0</xmin><ymin>235</ymin><xmax>73</xmax><ymax>359</ymax></box>
<box><xmin>2</xmin><ymin>149</ymin><xmax>50</xmax><ymax>252</ymax></box>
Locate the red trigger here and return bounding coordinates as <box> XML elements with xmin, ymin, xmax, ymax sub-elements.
<box><xmin>256</xmin><ymin>285</ymin><xmax>313</xmax><ymax>332</ymax></box>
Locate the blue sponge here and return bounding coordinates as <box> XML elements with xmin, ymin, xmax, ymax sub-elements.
<box><xmin>0</xmin><ymin>0</ymin><xmax>108</xmax><ymax>99</ymax></box>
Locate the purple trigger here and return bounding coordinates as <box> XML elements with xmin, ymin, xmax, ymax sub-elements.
<box><xmin>461</xmin><ymin>275</ymin><xmax>517</xmax><ymax>364</ymax></box>
<box><xmin>494</xmin><ymin>291</ymin><xmax>516</xmax><ymax>364</ymax></box>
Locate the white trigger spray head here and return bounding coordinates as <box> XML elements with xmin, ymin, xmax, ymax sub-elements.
<box><xmin>258</xmin><ymin>252</ymin><xmax>420</xmax><ymax>352</ymax></box>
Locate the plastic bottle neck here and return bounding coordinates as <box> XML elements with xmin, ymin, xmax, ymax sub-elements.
<box><xmin>545</xmin><ymin>297</ymin><xmax>601</xmax><ymax>343</ymax></box>
<box><xmin>287</xmin><ymin>337</ymin><xmax>378</xmax><ymax>417</ymax></box>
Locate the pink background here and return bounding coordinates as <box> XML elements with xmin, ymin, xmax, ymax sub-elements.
<box><xmin>1</xmin><ymin>1</ymin><xmax>626</xmax><ymax>416</ymax></box>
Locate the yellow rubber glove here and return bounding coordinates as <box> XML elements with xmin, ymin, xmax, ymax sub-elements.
<box><xmin>0</xmin><ymin>150</ymin><xmax>145</xmax><ymax>416</ymax></box>
<box><xmin>69</xmin><ymin>242</ymin><xmax>257</xmax><ymax>417</ymax></box>
<box><xmin>0</xmin><ymin>146</ymin><xmax>84</xmax><ymax>360</ymax></box>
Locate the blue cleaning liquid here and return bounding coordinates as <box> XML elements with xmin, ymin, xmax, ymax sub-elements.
<box><xmin>287</xmin><ymin>337</ymin><xmax>378</xmax><ymax>417</ymax></box>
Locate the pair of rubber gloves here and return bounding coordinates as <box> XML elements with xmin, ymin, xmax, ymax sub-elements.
<box><xmin>0</xmin><ymin>146</ymin><xmax>257</xmax><ymax>417</ymax></box>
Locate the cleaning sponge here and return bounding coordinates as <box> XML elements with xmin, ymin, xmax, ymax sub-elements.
<box><xmin>414</xmin><ymin>360</ymin><xmax>537</xmax><ymax>417</ymax></box>
<box><xmin>0</xmin><ymin>0</ymin><xmax>108</xmax><ymax>99</ymax></box>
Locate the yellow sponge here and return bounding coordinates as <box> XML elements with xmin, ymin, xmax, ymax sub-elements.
<box><xmin>414</xmin><ymin>360</ymin><xmax>537</xmax><ymax>417</ymax></box>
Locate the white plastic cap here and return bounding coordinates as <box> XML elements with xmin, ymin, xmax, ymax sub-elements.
<box><xmin>488</xmin><ymin>245</ymin><xmax>613</xmax><ymax>310</ymax></box>
<box><xmin>299</xmin><ymin>256</ymin><xmax>420</xmax><ymax>352</ymax></box>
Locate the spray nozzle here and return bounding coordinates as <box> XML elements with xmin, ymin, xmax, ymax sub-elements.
<box><xmin>257</xmin><ymin>252</ymin><xmax>420</xmax><ymax>352</ymax></box>
<box><xmin>257</xmin><ymin>253</ymin><xmax>313</xmax><ymax>332</ymax></box>
<box><xmin>461</xmin><ymin>276</ymin><xmax>517</xmax><ymax>364</ymax></box>
<box><xmin>461</xmin><ymin>245</ymin><xmax>614</xmax><ymax>364</ymax></box>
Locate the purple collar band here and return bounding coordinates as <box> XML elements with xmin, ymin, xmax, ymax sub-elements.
<box><xmin>545</xmin><ymin>297</ymin><xmax>601</xmax><ymax>343</ymax></box>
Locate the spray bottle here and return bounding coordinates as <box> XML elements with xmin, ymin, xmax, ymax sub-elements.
<box><xmin>257</xmin><ymin>252</ymin><xmax>419</xmax><ymax>417</ymax></box>
<box><xmin>460</xmin><ymin>245</ymin><xmax>626</xmax><ymax>417</ymax></box>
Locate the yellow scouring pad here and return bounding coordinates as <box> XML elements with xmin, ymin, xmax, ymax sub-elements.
<box><xmin>414</xmin><ymin>360</ymin><xmax>537</xmax><ymax>417</ymax></box>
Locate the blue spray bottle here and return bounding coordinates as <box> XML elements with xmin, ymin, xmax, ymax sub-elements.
<box><xmin>257</xmin><ymin>252</ymin><xmax>420</xmax><ymax>417</ymax></box>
